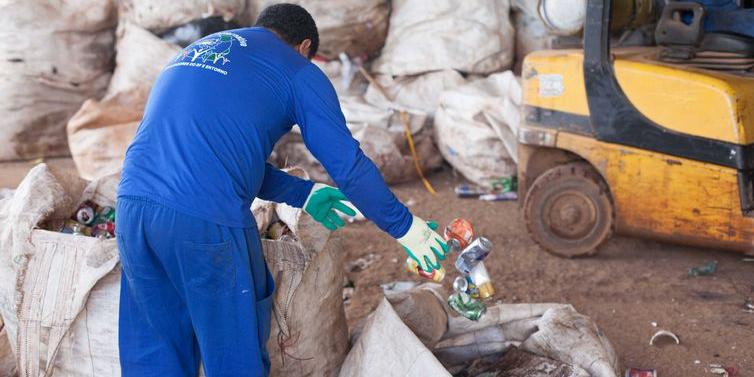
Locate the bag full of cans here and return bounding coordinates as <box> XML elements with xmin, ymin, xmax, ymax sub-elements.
<box><xmin>49</xmin><ymin>200</ymin><xmax>116</xmax><ymax>239</ymax></box>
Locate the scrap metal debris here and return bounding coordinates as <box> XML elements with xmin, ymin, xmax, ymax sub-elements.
<box><xmin>688</xmin><ymin>260</ymin><xmax>718</xmax><ymax>277</ymax></box>
<box><xmin>455</xmin><ymin>178</ymin><xmax>518</xmax><ymax>201</ymax></box>
<box><xmin>710</xmin><ymin>364</ymin><xmax>738</xmax><ymax>377</ymax></box>
<box><xmin>744</xmin><ymin>299</ymin><xmax>754</xmax><ymax>313</ymax></box>
<box><xmin>649</xmin><ymin>330</ymin><xmax>680</xmax><ymax>346</ymax></box>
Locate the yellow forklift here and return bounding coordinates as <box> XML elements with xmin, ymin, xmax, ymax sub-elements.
<box><xmin>519</xmin><ymin>0</ymin><xmax>754</xmax><ymax>257</ymax></box>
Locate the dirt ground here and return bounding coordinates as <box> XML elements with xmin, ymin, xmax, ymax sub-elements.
<box><xmin>340</xmin><ymin>168</ymin><xmax>754</xmax><ymax>377</ymax></box>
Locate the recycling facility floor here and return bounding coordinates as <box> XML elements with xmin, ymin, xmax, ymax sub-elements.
<box><xmin>340</xmin><ymin>168</ymin><xmax>754</xmax><ymax>377</ymax></box>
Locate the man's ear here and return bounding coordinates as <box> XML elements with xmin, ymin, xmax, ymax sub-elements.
<box><xmin>297</xmin><ymin>39</ymin><xmax>312</xmax><ymax>58</ymax></box>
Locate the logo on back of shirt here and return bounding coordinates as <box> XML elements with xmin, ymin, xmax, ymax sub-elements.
<box><xmin>165</xmin><ymin>32</ymin><xmax>247</xmax><ymax>76</ymax></box>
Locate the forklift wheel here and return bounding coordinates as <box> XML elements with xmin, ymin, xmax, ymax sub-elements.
<box><xmin>523</xmin><ymin>162</ymin><xmax>614</xmax><ymax>258</ymax></box>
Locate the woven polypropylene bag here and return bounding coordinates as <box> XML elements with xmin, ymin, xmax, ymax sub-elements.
<box><xmin>0</xmin><ymin>164</ymin><xmax>120</xmax><ymax>377</ymax></box>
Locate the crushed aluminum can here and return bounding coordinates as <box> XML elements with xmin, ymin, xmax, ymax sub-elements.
<box><xmin>75</xmin><ymin>203</ymin><xmax>96</xmax><ymax>226</ymax></box>
<box><xmin>455</xmin><ymin>237</ymin><xmax>493</xmax><ymax>274</ymax></box>
<box><xmin>688</xmin><ymin>260</ymin><xmax>717</xmax><ymax>277</ymax></box>
<box><xmin>444</xmin><ymin>218</ymin><xmax>475</xmax><ymax>250</ymax></box>
<box><xmin>448</xmin><ymin>291</ymin><xmax>486</xmax><ymax>321</ymax></box>
<box><xmin>453</xmin><ymin>276</ymin><xmax>468</xmax><ymax>293</ymax></box>
<box><xmin>71</xmin><ymin>222</ymin><xmax>92</xmax><ymax>237</ymax></box>
<box><xmin>489</xmin><ymin>176</ymin><xmax>518</xmax><ymax>193</ymax></box>
<box><xmin>93</xmin><ymin>223</ymin><xmax>114</xmax><ymax>239</ymax></box>
<box><xmin>625</xmin><ymin>368</ymin><xmax>657</xmax><ymax>377</ymax></box>
<box><xmin>479</xmin><ymin>192</ymin><xmax>518</xmax><ymax>201</ymax></box>
<box><xmin>469</xmin><ymin>261</ymin><xmax>495</xmax><ymax>300</ymax></box>
<box><xmin>97</xmin><ymin>206</ymin><xmax>116</xmax><ymax>223</ymax></box>
<box><xmin>710</xmin><ymin>365</ymin><xmax>737</xmax><ymax>377</ymax></box>
<box><xmin>454</xmin><ymin>184</ymin><xmax>487</xmax><ymax>198</ymax></box>
<box><xmin>465</xmin><ymin>277</ymin><xmax>480</xmax><ymax>299</ymax></box>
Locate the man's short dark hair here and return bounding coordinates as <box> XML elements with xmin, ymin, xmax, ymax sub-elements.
<box><xmin>255</xmin><ymin>3</ymin><xmax>319</xmax><ymax>59</ymax></box>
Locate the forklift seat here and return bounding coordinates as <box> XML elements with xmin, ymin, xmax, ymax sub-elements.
<box><xmin>655</xmin><ymin>2</ymin><xmax>754</xmax><ymax>69</ymax></box>
<box><xmin>700</xmin><ymin>32</ymin><xmax>754</xmax><ymax>57</ymax></box>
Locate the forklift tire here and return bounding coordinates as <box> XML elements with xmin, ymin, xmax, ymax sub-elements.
<box><xmin>523</xmin><ymin>162</ymin><xmax>614</xmax><ymax>258</ymax></box>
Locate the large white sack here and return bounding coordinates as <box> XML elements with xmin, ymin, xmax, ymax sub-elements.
<box><xmin>67</xmin><ymin>23</ymin><xmax>182</xmax><ymax>180</ymax></box>
<box><xmin>262</xmin><ymin>238</ymin><xmax>348</xmax><ymax>377</ymax></box>
<box><xmin>363</xmin><ymin>70</ymin><xmax>467</xmax><ymax>115</ymax></box>
<box><xmin>442</xmin><ymin>304</ymin><xmax>618</xmax><ymax>376</ymax></box>
<box><xmin>0</xmin><ymin>0</ymin><xmax>116</xmax><ymax>161</ymax></box>
<box><xmin>0</xmin><ymin>164</ymin><xmax>120</xmax><ymax>377</ymax></box>
<box><xmin>254</xmin><ymin>0</ymin><xmax>389</xmax><ymax>60</ymax></box>
<box><xmin>105</xmin><ymin>24</ymin><xmax>183</xmax><ymax>99</ymax></box>
<box><xmin>342</xmin><ymin>285</ymin><xmax>620</xmax><ymax>377</ymax></box>
<box><xmin>434</xmin><ymin>72</ymin><xmax>522</xmax><ymax>188</ymax></box>
<box><xmin>119</xmin><ymin>0</ymin><xmax>249</xmax><ymax>32</ymax></box>
<box><xmin>338</xmin><ymin>298</ymin><xmax>451</xmax><ymax>377</ymax></box>
<box><xmin>521</xmin><ymin>306</ymin><xmax>620</xmax><ymax>377</ymax></box>
<box><xmin>372</xmin><ymin>0</ymin><xmax>514</xmax><ymax>76</ymax></box>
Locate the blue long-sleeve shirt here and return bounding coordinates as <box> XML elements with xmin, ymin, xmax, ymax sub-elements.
<box><xmin>118</xmin><ymin>27</ymin><xmax>412</xmax><ymax>238</ymax></box>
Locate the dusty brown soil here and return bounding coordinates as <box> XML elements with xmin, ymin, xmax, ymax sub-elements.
<box><xmin>340</xmin><ymin>168</ymin><xmax>754</xmax><ymax>377</ymax></box>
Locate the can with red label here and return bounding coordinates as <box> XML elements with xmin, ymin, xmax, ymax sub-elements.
<box><xmin>444</xmin><ymin>218</ymin><xmax>474</xmax><ymax>251</ymax></box>
<box><xmin>406</xmin><ymin>258</ymin><xmax>446</xmax><ymax>282</ymax></box>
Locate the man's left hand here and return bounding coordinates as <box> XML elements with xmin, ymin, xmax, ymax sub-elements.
<box><xmin>303</xmin><ymin>183</ymin><xmax>357</xmax><ymax>231</ymax></box>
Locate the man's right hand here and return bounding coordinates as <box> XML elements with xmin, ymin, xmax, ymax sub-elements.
<box><xmin>397</xmin><ymin>216</ymin><xmax>449</xmax><ymax>272</ymax></box>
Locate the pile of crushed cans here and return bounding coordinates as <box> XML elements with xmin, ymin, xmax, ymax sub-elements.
<box><xmin>405</xmin><ymin>218</ymin><xmax>495</xmax><ymax>321</ymax></box>
<box><xmin>48</xmin><ymin>200</ymin><xmax>116</xmax><ymax>239</ymax></box>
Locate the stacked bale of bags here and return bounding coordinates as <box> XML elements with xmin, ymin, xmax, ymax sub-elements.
<box><xmin>58</xmin><ymin>0</ymin><xmax>585</xmax><ymax>189</ymax></box>
<box><xmin>3</xmin><ymin>0</ymin><xmax>605</xmax><ymax>191</ymax></box>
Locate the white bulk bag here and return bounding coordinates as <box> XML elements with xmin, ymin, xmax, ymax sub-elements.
<box><xmin>363</xmin><ymin>70</ymin><xmax>467</xmax><ymax>116</ymax></box>
<box><xmin>434</xmin><ymin>72</ymin><xmax>522</xmax><ymax>188</ymax></box>
<box><xmin>372</xmin><ymin>0</ymin><xmax>514</xmax><ymax>76</ymax></box>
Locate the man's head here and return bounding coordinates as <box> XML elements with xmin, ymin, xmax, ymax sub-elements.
<box><xmin>255</xmin><ymin>3</ymin><xmax>319</xmax><ymax>59</ymax></box>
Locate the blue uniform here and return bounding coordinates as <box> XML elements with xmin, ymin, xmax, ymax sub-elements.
<box><xmin>117</xmin><ymin>27</ymin><xmax>412</xmax><ymax>377</ymax></box>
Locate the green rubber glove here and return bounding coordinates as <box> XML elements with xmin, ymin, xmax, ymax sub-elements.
<box><xmin>397</xmin><ymin>216</ymin><xmax>449</xmax><ymax>272</ymax></box>
<box><xmin>303</xmin><ymin>183</ymin><xmax>357</xmax><ymax>231</ymax></box>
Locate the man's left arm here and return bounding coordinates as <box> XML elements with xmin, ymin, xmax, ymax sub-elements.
<box><xmin>290</xmin><ymin>64</ymin><xmax>413</xmax><ymax>238</ymax></box>
<box><xmin>290</xmin><ymin>64</ymin><xmax>448</xmax><ymax>272</ymax></box>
